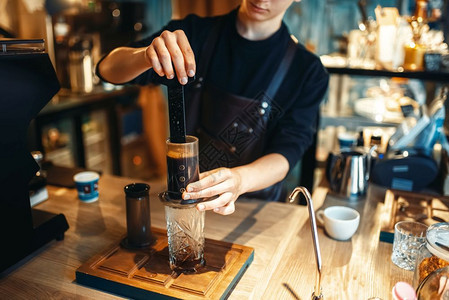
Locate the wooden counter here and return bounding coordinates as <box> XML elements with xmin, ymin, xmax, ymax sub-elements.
<box><xmin>0</xmin><ymin>174</ymin><xmax>413</xmax><ymax>299</ymax></box>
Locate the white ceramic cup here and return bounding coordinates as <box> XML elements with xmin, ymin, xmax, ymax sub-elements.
<box><xmin>316</xmin><ymin>206</ymin><xmax>360</xmax><ymax>240</ymax></box>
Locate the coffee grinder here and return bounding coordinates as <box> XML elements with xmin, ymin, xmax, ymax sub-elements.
<box><xmin>0</xmin><ymin>39</ymin><xmax>69</xmax><ymax>273</ymax></box>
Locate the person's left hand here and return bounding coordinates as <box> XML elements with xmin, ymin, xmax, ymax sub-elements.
<box><xmin>182</xmin><ymin>167</ymin><xmax>243</xmax><ymax>215</ymax></box>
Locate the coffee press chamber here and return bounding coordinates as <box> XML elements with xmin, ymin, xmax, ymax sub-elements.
<box><xmin>165</xmin><ymin>136</ymin><xmax>200</xmax><ymax>203</ymax></box>
<box><xmin>123</xmin><ymin>183</ymin><xmax>155</xmax><ymax>249</ymax></box>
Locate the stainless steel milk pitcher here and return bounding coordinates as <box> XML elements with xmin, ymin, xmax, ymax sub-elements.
<box><xmin>326</xmin><ymin>146</ymin><xmax>376</xmax><ymax>200</ymax></box>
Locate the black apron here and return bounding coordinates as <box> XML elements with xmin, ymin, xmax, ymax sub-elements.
<box><xmin>185</xmin><ymin>19</ymin><xmax>296</xmax><ymax>201</ymax></box>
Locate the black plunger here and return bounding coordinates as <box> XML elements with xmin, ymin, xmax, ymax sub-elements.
<box><xmin>154</xmin><ymin>75</ymin><xmax>195</xmax><ymax>143</ymax></box>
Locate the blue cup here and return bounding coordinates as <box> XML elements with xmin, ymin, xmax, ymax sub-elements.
<box><xmin>73</xmin><ymin>171</ymin><xmax>100</xmax><ymax>203</ymax></box>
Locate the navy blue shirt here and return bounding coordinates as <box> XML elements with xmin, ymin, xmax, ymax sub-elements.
<box><xmin>117</xmin><ymin>9</ymin><xmax>329</xmax><ymax>171</ymax></box>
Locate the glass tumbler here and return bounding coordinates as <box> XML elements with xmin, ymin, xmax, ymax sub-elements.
<box><xmin>391</xmin><ymin>221</ymin><xmax>428</xmax><ymax>271</ymax></box>
<box><xmin>162</xmin><ymin>199</ymin><xmax>205</xmax><ymax>274</ymax></box>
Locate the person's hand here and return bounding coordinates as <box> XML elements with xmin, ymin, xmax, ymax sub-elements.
<box><xmin>145</xmin><ymin>30</ymin><xmax>195</xmax><ymax>85</ymax></box>
<box><xmin>182</xmin><ymin>167</ymin><xmax>243</xmax><ymax>215</ymax></box>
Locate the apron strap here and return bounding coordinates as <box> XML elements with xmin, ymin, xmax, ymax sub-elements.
<box><xmin>264</xmin><ymin>38</ymin><xmax>297</xmax><ymax>100</ymax></box>
<box><xmin>195</xmin><ymin>17</ymin><xmax>225</xmax><ymax>84</ymax></box>
<box><xmin>185</xmin><ymin>18</ymin><xmax>224</xmax><ymax>134</ymax></box>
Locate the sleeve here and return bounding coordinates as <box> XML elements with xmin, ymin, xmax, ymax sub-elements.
<box><xmin>265</xmin><ymin>56</ymin><xmax>329</xmax><ymax>171</ymax></box>
<box><xmin>95</xmin><ymin>14</ymin><xmax>204</xmax><ymax>86</ymax></box>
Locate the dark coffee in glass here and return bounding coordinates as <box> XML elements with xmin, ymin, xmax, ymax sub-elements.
<box><xmin>166</xmin><ymin>155</ymin><xmax>199</xmax><ymax>198</ymax></box>
<box><xmin>165</xmin><ymin>205</ymin><xmax>205</xmax><ymax>274</ymax></box>
<box><xmin>166</xmin><ymin>136</ymin><xmax>199</xmax><ymax>200</ymax></box>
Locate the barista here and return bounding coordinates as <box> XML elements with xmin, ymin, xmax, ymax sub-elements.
<box><xmin>97</xmin><ymin>0</ymin><xmax>329</xmax><ymax>215</ymax></box>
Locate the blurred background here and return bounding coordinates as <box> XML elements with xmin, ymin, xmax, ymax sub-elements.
<box><xmin>1</xmin><ymin>0</ymin><xmax>448</xmax><ymax>193</ymax></box>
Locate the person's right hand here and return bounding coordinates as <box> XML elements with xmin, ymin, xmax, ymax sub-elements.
<box><xmin>145</xmin><ymin>30</ymin><xmax>196</xmax><ymax>85</ymax></box>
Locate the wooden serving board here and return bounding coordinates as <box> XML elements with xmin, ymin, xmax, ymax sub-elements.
<box><xmin>76</xmin><ymin>227</ymin><xmax>254</xmax><ymax>300</ymax></box>
<box><xmin>380</xmin><ymin>189</ymin><xmax>449</xmax><ymax>243</ymax></box>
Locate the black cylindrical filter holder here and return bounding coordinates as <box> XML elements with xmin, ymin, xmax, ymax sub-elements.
<box><xmin>123</xmin><ymin>183</ymin><xmax>154</xmax><ymax>249</ymax></box>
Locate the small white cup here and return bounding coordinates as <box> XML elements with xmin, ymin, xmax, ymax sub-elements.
<box><xmin>316</xmin><ymin>206</ymin><xmax>360</xmax><ymax>240</ymax></box>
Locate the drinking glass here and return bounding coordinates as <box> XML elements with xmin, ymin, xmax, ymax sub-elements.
<box><xmin>163</xmin><ymin>201</ymin><xmax>205</xmax><ymax>274</ymax></box>
<box><xmin>391</xmin><ymin>221</ymin><xmax>428</xmax><ymax>271</ymax></box>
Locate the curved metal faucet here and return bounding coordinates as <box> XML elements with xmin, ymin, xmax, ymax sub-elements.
<box><xmin>289</xmin><ymin>187</ymin><xmax>323</xmax><ymax>300</ymax></box>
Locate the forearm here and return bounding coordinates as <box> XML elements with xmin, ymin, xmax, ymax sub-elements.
<box><xmin>97</xmin><ymin>47</ymin><xmax>151</xmax><ymax>84</ymax></box>
<box><xmin>234</xmin><ymin>153</ymin><xmax>289</xmax><ymax>194</ymax></box>
<box><xmin>184</xmin><ymin>153</ymin><xmax>289</xmax><ymax>214</ymax></box>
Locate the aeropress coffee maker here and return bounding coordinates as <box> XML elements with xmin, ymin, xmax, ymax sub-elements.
<box><xmin>156</xmin><ymin>75</ymin><xmax>206</xmax><ymax>274</ymax></box>
<box><xmin>74</xmin><ymin>75</ymin><xmax>253</xmax><ymax>300</ymax></box>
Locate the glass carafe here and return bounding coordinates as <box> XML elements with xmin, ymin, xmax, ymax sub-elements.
<box><xmin>414</xmin><ymin>223</ymin><xmax>449</xmax><ymax>299</ymax></box>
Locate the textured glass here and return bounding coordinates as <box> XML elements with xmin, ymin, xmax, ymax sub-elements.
<box><xmin>391</xmin><ymin>221</ymin><xmax>428</xmax><ymax>271</ymax></box>
<box><xmin>165</xmin><ymin>205</ymin><xmax>205</xmax><ymax>273</ymax></box>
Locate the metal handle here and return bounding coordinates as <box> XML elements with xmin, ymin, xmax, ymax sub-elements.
<box><xmin>289</xmin><ymin>187</ymin><xmax>323</xmax><ymax>300</ymax></box>
<box><xmin>365</xmin><ymin>145</ymin><xmax>377</xmax><ymax>182</ymax></box>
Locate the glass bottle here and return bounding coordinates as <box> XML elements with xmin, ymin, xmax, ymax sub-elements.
<box><xmin>414</xmin><ymin>0</ymin><xmax>428</xmax><ymax>21</ymax></box>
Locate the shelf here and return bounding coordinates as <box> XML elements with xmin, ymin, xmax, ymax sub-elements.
<box><xmin>325</xmin><ymin>66</ymin><xmax>449</xmax><ymax>82</ymax></box>
<box><xmin>39</xmin><ymin>85</ymin><xmax>140</xmax><ymax>118</ymax></box>
<box><xmin>321</xmin><ymin>54</ymin><xmax>449</xmax><ymax>83</ymax></box>
<box><xmin>320</xmin><ymin>113</ymin><xmax>400</xmax><ymax>128</ymax></box>
<box><xmin>30</xmin><ymin>85</ymin><xmax>141</xmax><ymax>176</ymax></box>
<box><xmin>45</xmin><ymin>147</ymin><xmax>75</xmax><ymax>167</ymax></box>
<box><xmin>316</xmin><ymin>56</ymin><xmax>448</xmax><ymax>193</ymax></box>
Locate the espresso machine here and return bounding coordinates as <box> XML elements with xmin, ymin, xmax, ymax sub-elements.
<box><xmin>50</xmin><ymin>1</ymin><xmax>147</xmax><ymax>92</ymax></box>
<box><xmin>0</xmin><ymin>39</ymin><xmax>69</xmax><ymax>272</ymax></box>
